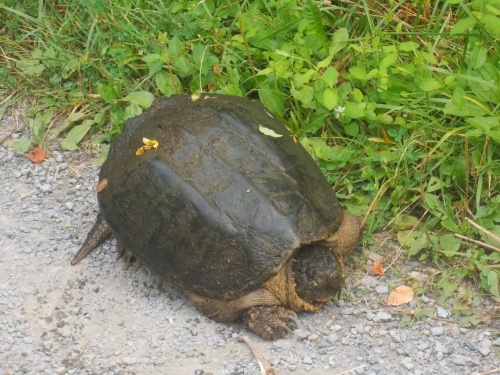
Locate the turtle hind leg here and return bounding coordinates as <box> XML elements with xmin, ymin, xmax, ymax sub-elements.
<box><xmin>70</xmin><ymin>212</ymin><xmax>112</xmax><ymax>265</ymax></box>
<box><xmin>116</xmin><ymin>242</ymin><xmax>141</xmax><ymax>270</ymax></box>
<box><xmin>242</xmin><ymin>305</ymin><xmax>298</xmax><ymax>340</ymax></box>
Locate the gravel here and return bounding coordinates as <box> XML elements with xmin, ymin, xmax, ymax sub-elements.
<box><xmin>0</xmin><ymin>126</ymin><xmax>499</xmax><ymax>375</ymax></box>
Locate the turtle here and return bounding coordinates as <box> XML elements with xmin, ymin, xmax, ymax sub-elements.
<box><xmin>71</xmin><ymin>94</ymin><xmax>363</xmax><ymax>339</ymax></box>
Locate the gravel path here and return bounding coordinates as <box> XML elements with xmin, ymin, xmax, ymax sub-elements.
<box><xmin>0</xmin><ymin>129</ymin><xmax>499</xmax><ymax>375</ymax></box>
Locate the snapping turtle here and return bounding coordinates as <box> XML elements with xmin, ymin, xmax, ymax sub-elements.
<box><xmin>72</xmin><ymin>94</ymin><xmax>362</xmax><ymax>339</ymax></box>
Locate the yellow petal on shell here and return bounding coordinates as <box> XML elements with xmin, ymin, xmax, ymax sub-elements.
<box><xmin>136</xmin><ymin>137</ymin><xmax>159</xmax><ymax>156</ymax></box>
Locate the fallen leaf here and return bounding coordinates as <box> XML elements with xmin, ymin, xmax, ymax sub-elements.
<box><xmin>387</xmin><ymin>285</ymin><xmax>414</xmax><ymax>306</ymax></box>
<box><xmin>373</xmin><ymin>261</ymin><xmax>384</xmax><ymax>275</ymax></box>
<box><xmin>27</xmin><ymin>147</ymin><xmax>46</xmax><ymax>163</ymax></box>
<box><xmin>96</xmin><ymin>178</ymin><xmax>108</xmax><ymax>192</ymax></box>
<box><xmin>136</xmin><ymin>137</ymin><xmax>159</xmax><ymax>156</ymax></box>
<box><xmin>259</xmin><ymin>125</ymin><xmax>283</xmax><ymax>138</ymax></box>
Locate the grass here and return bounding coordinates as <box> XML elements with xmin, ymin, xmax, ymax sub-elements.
<box><xmin>1</xmin><ymin>0</ymin><xmax>499</xmax><ymax>307</ymax></box>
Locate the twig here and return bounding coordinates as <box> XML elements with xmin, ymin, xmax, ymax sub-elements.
<box><xmin>466</xmin><ymin>217</ymin><xmax>500</xmax><ymax>245</ymax></box>
<box><xmin>241</xmin><ymin>335</ymin><xmax>277</xmax><ymax>375</ymax></box>
<box><xmin>454</xmin><ymin>233</ymin><xmax>500</xmax><ymax>253</ymax></box>
<box><xmin>337</xmin><ymin>364</ymin><xmax>368</xmax><ymax>374</ymax></box>
<box><xmin>478</xmin><ymin>368</ymin><xmax>500</xmax><ymax>375</ymax></box>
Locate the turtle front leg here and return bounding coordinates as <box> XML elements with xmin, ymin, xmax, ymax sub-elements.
<box><xmin>242</xmin><ymin>305</ymin><xmax>298</xmax><ymax>340</ymax></box>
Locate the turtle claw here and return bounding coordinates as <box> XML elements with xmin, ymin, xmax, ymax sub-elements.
<box><xmin>243</xmin><ymin>306</ymin><xmax>298</xmax><ymax>340</ymax></box>
<box><xmin>116</xmin><ymin>242</ymin><xmax>139</xmax><ymax>270</ymax></box>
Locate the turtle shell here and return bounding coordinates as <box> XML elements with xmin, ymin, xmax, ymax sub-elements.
<box><xmin>98</xmin><ymin>94</ymin><xmax>343</xmax><ymax>300</ymax></box>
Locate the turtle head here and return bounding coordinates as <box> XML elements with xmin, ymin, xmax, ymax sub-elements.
<box><xmin>292</xmin><ymin>244</ymin><xmax>344</xmax><ymax>304</ymax></box>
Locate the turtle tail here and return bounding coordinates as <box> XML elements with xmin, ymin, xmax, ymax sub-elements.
<box><xmin>70</xmin><ymin>212</ymin><xmax>112</xmax><ymax>265</ymax></box>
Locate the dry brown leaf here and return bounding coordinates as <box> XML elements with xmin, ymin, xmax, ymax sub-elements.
<box><xmin>96</xmin><ymin>178</ymin><xmax>108</xmax><ymax>193</ymax></box>
<box><xmin>27</xmin><ymin>147</ymin><xmax>46</xmax><ymax>163</ymax></box>
<box><xmin>387</xmin><ymin>285</ymin><xmax>414</xmax><ymax>306</ymax></box>
<box><xmin>373</xmin><ymin>261</ymin><xmax>384</xmax><ymax>275</ymax></box>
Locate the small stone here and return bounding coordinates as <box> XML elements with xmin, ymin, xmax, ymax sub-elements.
<box><xmin>307</xmin><ymin>334</ymin><xmax>319</xmax><ymax>341</ymax></box>
<box><xmin>420</xmin><ymin>295</ymin><xmax>431</xmax><ymax>303</ymax></box>
<box><xmin>435</xmin><ymin>352</ymin><xmax>444</xmax><ymax>360</ymax></box>
<box><xmin>436</xmin><ymin>306</ymin><xmax>449</xmax><ymax>319</ymax></box>
<box><xmin>303</xmin><ymin>356</ymin><xmax>313</xmax><ymax>365</ymax></box>
<box><xmin>64</xmin><ymin>202</ymin><xmax>75</xmax><ymax>210</ymax></box>
<box><xmin>373</xmin><ymin>312</ymin><xmax>392</xmax><ymax>322</ymax></box>
<box><xmin>477</xmin><ymin>339</ymin><xmax>491</xmax><ymax>356</ymax></box>
<box><xmin>293</xmin><ymin>329</ymin><xmax>312</xmax><ymax>340</ymax></box>
<box><xmin>452</xmin><ymin>355</ymin><xmax>467</xmax><ymax>366</ymax></box>
<box><xmin>40</xmin><ymin>184</ymin><xmax>53</xmax><ymax>192</ymax></box>
<box><xmin>401</xmin><ymin>362</ymin><xmax>415</xmax><ymax>370</ymax></box>
<box><xmin>431</xmin><ymin>327</ymin><xmax>444</xmax><ymax>336</ymax></box>
<box><xmin>375</xmin><ymin>285</ymin><xmax>388</xmax><ymax>294</ymax></box>
<box><xmin>122</xmin><ymin>356</ymin><xmax>137</xmax><ymax>365</ymax></box>
<box><xmin>330</xmin><ymin>324</ymin><xmax>342</xmax><ymax>332</ymax></box>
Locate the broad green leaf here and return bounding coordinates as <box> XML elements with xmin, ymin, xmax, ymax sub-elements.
<box><xmin>61</xmin><ymin>121</ymin><xmax>93</xmax><ymax>150</ymax></box>
<box><xmin>481</xmin><ymin>14</ymin><xmax>500</xmax><ymax>38</ymax></box>
<box><xmin>349</xmin><ymin>66</ymin><xmax>367</xmax><ymax>80</ymax></box>
<box><xmin>344</xmin><ymin>102</ymin><xmax>365</xmax><ymax>118</ymax></box>
<box><xmin>124</xmin><ymin>91</ymin><xmax>155</xmax><ymax>108</ymax></box>
<box><xmin>344</xmin><ymin>123</ymin><xmax>359</xmax><ymax>136</ymax></box>
<box><xmin>259</xmin><ymin>125</ymin><xmax>283</xmax><ymax>138</ymax></box>
<box><xmin>51</xmin><ymin>112</ymin><xmax>86</xmax><ymax>139</ymax></box>
<box><xmin>62</xmin><ymin>59</ymin><xmax>80</xmax><ymax>78</ymax></box>
<box><xmin>322</xmin><ymin>88</ymin><xmax>338</xmax><ymax>111</ymax></box>
<box><xmin>380</xmin><ymin>52</ymin><xmax>398</xmax><ymax>68</ymax></box>
<box><xmin>470</xmin><ymin>44</ymin><xmax>488</xmax><ymax>69</ymax></box>
<box><xmin>329</xmin><ymin>27</ymin><xmax>349</xmax><ymax>56</ymax></box>
<box><xmin>450</xmin><ymin>17</ymin><xmax>477</xmax><ymax>34</ymax></box>
<box><xmin>156</xmin><ymin>71</ymin><xmax>181</xmax><ymax>96</ymax></box>
<box><xmin>24</xmin><ymin>64</ymin><xmax>45</xmax><ymax>76</ymax></box>
<box><xmin>12</xmin><ymin>137</ymin><xmax>32</xmax><ymax>154</ymax></box>
<box><xmin>399</xmin><ymin>41</ymin><xmax>419</xmax><ymax>52</ymax></box>
<box><xmin>98</xmin><ymin>85</ymin><xmax>117</xmax><ymax>104</ymax></box>
<box><xmin>322</xmin><ymin>67</ymin><xmax>339</xmax><ymax>88</ymax></box>
<box><xmin>290</xmin><ymin>86</ymin><xmax>314</xmax><ymax>106</ymax></box>
<box><xmin>439</xmin><ymin>234</ymin><xmax>461</xmax><ymax>254</ymax></box>
<box><xmin>169</xmin><ymin>36</ymin><xmax>183</xmax><ymax>56</ymax></box>
<box><xmin>418</xmin><ymin>79</ymin><xmax>442</xmax><ymax>91</ymax></box>
<box><xmin>487</xmin><ymin>270</ymin><xmax>499</xmax><ymax>297</ymax></box>
<box><xmin>92</xmin><ymin>144</ymin><xmax>110</xmax><ymax>166</ymax></box>
<box><xmin>124</xmin><ymin>103</ymin><xmax>142</xmax><ymax>120</ymax></box>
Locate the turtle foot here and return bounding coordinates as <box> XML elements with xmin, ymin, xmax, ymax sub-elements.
<box><xmin>116</xmin><ymin>242</ymin><xmax>140</xmax><ymax>270</ymax></box>
<box><xmin>243</xmin><ymin>305</ymin><xmax>298</xmax><ymax>340</ymax></box>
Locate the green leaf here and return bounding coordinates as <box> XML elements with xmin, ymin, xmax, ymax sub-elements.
<box><xmin>124</xmin><ymin>103</ymin><xmax>142</xmax><ymax>120</ymax></box>
<box><xmin>12</xmin><ymin>137</ymin><xmax>32</xmax><ymax>154</ymax></box>
<box><xmin>380</xmin><ymin>52</ymin><xmax>398</xmax><ymax>68</ymax></box>
<box><xmin>329</xmin><ymin>27</ymin><xmax>349</xmax><ymax>56</ymax></box>
<box><xmin>322</xmin><ymin>88</ymin><xmax>338</xmax><ymax>111</ymax></box>
<box><xmin>450</xmin><ymin>17</ymin><xmax>477</xmax><ymax>34</ymax></box>
<box><xmin>61</xmin><ymin>121</ymin><xmax>93</xmax><ymax>150</ymax></box>
<box><xmin>344</xmin><ymin>123</ymin><xmax>359</xmax><ymax>136</ymax></box>
<box><xmin>399</xmin><ymin>41</ymin><xmax>419</xmax><ymax>52</ymax></box>
<box><xmin>349</xmin><ymin>66</ymin><xmax>367</xmax><ymax>80</ymax></box>
<box><xmin>322</xmin><ymin>67</ymin><xmax>339</xmax><ymax>88</ymax></box>
<box><xmin>439</xmin><ymin>234</ymin><xmax>461</xmax><ymax>254</ymax></box>
<box><xmin>169</xmin><ymin>36</ymin><xmax>183</xmax><ymax>56</ymax></box>
<box><xmin>124</xmin><ymin>91</ymin><xmax>155</xmax><ymax>108</ymax></box>
<box><xmin>290</xmin><ymin>86</ymin><xmax>314</xmax><ymax>106</ymax></box>
<box><xmin>470</xmin><ymin>44</ymin><xmax>488</xmax><ymax>69</ymax></box>
<box><xmin>92</xmin><ymin>144</ymin><xmax>110</xmax><ymax>166</ymax></box>
<box><xmin>98</xmin><ymin>85</ymin><xmax>117</xmax><ymax>104</ymax></box>
<box><xmin>155</xmin><ymin>71</ymin><xmax>181</xmax><ymax>97</ymax></box>
<box><xmin>418</xmin><ymin>78</ymin><xmax>442</xmax><ymax>91</ymax></box>
<box><xmin>51</xmin><ymin>112</ymin><xmax>86</xmax><ymax>139</ymax></box>
<box><xmin>487</xmin><ymin>269</ymin><xmax>499</xmax><ymax>296</ymax></box>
